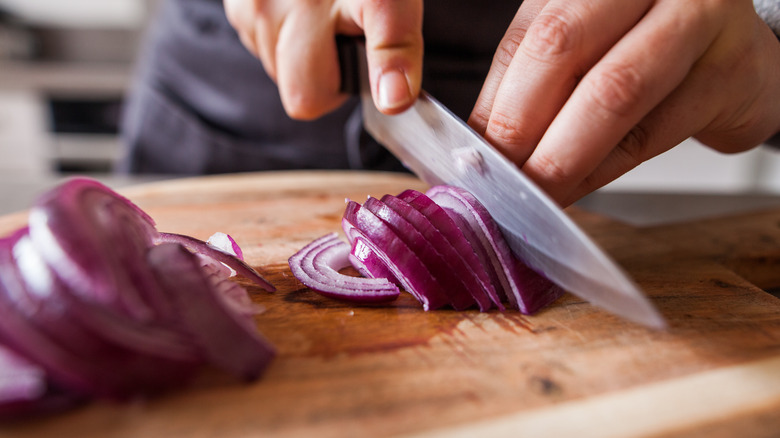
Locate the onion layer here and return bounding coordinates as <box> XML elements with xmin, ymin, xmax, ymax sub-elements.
<box><xmin>288</xmin><ymin>233</ymin><xmax>399</xmax><ymax>302</ymax></box>
<box><xmin>0</xmin><ymin>177</ymin><xmax>276</xmax><ymax>417</ymax></box>
<box><xmin>289</xmin><ymin>185</ymin><xmax>564</xmax><ymax>313</ymax></box>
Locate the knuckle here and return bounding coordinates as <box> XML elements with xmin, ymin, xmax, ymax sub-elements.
<box><xmin>615</xmin><ymin>124</ymin><xmax>652</xmax><ymax>163</ymax></box>
<box><xmin>296</xmin><ymin>0</ymin><xmax>325</xmax><ymax>8</ymax></box>
<box><xmin>280</xmin><ymin>91</ymin><xmax>324</xmax><ymax>121</ymax></box>
<box><xmin>493</xmin><ymin>28</ymin><xmax>525</xmax><ymax>72</ymax></box>
<box><xmin>522</xmin><ymin>12</ymin><xmax>581</xmax><ymax>62</ymax></box>
<box><xmin>531</xmin><ymin>152</ymin><xmax>570</xmax><ymax>188</ymax></box>
<box><xmin>586</xmin><ymin>63</ymin><xmax>646</xmax><ymax>118</ymax></box>
<box><xmin>485</xmin><ymin>111</ymin><xmax>536</xmax><ymax>162</ymax></box>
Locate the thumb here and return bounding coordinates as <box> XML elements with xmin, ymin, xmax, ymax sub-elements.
<box><xmin>353</xmin><ymin>0</ymin><xmax>423</xmax><ymax>114</ymax></box>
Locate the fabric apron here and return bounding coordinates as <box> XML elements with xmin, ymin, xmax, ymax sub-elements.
<box><xmin>118</xmin><ymin>0</ymin><xmax>520</xmax><ymax>174</ymax></box>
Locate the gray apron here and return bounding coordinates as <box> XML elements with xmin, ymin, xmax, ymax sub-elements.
<box><xmin>118</xmin><ymin>0</ymin><xmax>520</xmax><ymax>174</ymax></box>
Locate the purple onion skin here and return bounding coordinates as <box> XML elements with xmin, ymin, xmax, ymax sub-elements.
<box><xmin>0</xmin><ymin>232</ymin><xmax>198</xmax><ymax>401</ymax></box>
<box><xmin>28</xmin><ymin>178</ymin><xmax>163</xmax><ymax>320</ymax></box>
<box><xmin>148</xmin><ymin>243</ymin><xmax>275</xmax><ymax>381</ymax></box>
<box><xmin>426</xmin><ymin>185</ymin><xmax>565</xmax><ymax>314</ymax></box>
<box><xmin>287</xmin><ymin>233</ymin><xmax>399</xmax><ymax>303</ymax></box>
<box><xmin>0</xmin><ymin>177</ymin><xmax>278</xmax><ymax>417</ymax></box>
<box><xmin>349</xmin><ymin>237</ymin><xmax>399</xmax><ymax>284</ymax></box>
<box><xmin>386</xmin><ymin>192</ymin><xmax>499</xmax><ymax>311</ymax></box>
<box><xmin>157</xmin><ymin>233</ymin><xmax>275</xmax><ymax>292</ymax></box>
<box><xmin>366</xmin><ymin>196</ymin><xmax>476</xmax><ymax>310</ymax></box>
<box><xmin>342</xmin><ymin>200</ymin><xmax>449</xmax><ymax>310</ymax></box>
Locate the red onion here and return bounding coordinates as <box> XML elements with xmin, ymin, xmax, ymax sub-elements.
<box><xmin>387</xmin><ymin>192</ymin><xmax>501</xmax><ymax>311</ymax></box>
<box><xmin>426</xmin><ymin>185</ymin><xmax>565</xmax><ymax>314</ymax></box>
<box><xmin>206</xmin><ymin>231</ymin><xmax>244</xmax><ymax>260</ymax></box>
<box><xmin>342</xmin><ymin>199</ymin><xmax>449</xmax><ymax>310</ymax></box>
<box><xmin>0</xmin><ymin>177</ymin><xmax>276</xmax><ymax>416</ymax></box>
<box><xmin>289</xmin><ymin>185</ymin><xmax>564</xmax><ymax>314</ymax></box>
<box><xmin>147</xmin><ymin>243</ymin><xmax>274</xmax><ymax>381</ymax></box>
<box><xmin>157</xmin><ymin>232</ymin><xmax>275</xmax><ymax>292</ymax></box>
<box><xmin>288</xmin><ymin>233</ymin><xmax>399</xmax><ymax>302</ymax></box>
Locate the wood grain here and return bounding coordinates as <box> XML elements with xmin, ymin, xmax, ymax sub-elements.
<box><xmin>1</xmin><ymin>170</ymin><xmax>779</xmax><ymax>437</ymax></box>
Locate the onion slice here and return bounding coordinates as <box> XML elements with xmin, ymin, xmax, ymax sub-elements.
<box><xmin>290</xmin><ymin>185</ymin><xmax>565</xmax><ymax>314</ymax></box>
<box><xmin>426</xmin><ymin>185</ymin><xmax>565</xmax><ymax>314</ymax></box>
<box><xmin>364</xmin><ymin>196</ymin><xmax>475</xmax><ymax>310</ymax></box>
<box><xmin>147</xmin><ymin>244</ymin><xmax>275</xmax><ymax>381</ymax></box>
<box><xmin>0</xmin><ymin>344</ymin><xmax>46</xmax><ymax>404</ymax></box>
<box><xmin>157</xmin><ymin>232</ymin><xmax>275</xmax><ymax>292</ymax></box>
<box><xmin>0</xmin><ymin>177</ymin><xmax>278</xmax><ymax>416</ymax></box>
<box><xmin>288</xmin><ymin>233</ymin><xmax>399</xmax><ymax>302</ymax></box>
<box><xmin>349</xmin><ymin>236</ymin><xmax>399</xmax><ymax>284</ymax></box>
<box><xmin>207</xmin><ymin>232</ymin><xmax>244</xmax><ymax>260</ymax></box>
<box><xmin>28</xmin><ymin>178</ymin><xmax>162</xmax><ymax>320</ymax></box>
<box><xmin>342</xmin><ymin>200</ymin><xmax>449</xmax><ymax>310</ymax></box>
<box><xmin>385</xmin><ymin>192</ymin><xmax>499</xmax><ymax>311</ymax></box>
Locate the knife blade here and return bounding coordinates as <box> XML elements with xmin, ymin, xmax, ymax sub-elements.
<box><xmin>346</xmin><ymin>41</ymin><xmax>665</xmax><ymax>329</ymax></box>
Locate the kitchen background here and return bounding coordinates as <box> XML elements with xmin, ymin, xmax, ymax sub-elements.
<box><xmin>1</xmin><ymin>0</ymin><xmax>780</xmax><ymax>217</ymax></box>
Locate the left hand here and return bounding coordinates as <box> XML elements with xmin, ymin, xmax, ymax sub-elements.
<box><xmin>223</xmin><ymin>0</ymin><xmax>423</xmax><ymax>120</ymax></box>
<box><xmin>469</xmin><ymin>0</ymin><xmax>780</xmax><ymax>206</ymax></box>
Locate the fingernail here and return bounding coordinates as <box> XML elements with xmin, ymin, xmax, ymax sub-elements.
<box><xmin>378</xmin><ymin>69</ymin><xmax>412</xmax><ymax>111</ymax></box>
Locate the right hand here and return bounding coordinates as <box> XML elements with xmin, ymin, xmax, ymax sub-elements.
<box><xmin>223</xmin><ymin>0</ymin><xmax>424</xmax><ymax>120</ymax></box>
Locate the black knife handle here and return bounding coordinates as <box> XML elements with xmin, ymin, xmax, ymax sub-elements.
<box><xmin>336</xmin><ymin>35</ymin><xmax>365</xmax><ymax>95</ymax></box>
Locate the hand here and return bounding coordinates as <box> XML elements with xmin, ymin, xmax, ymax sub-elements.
<box><xmin>469</xmin><ymin>0</ymin><xmax>780</xmax><ymax>206</ymax></box>
<box><xmin>223</xmin><ymin>0</ymin><xmax>423</xmax><ymax>120</ymax></box>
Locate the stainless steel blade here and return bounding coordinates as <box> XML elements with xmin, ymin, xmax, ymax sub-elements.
<box><xmin>357</xmin><ymin>59</ymin><xmax>664</xmax><ymax>329</ymax></box>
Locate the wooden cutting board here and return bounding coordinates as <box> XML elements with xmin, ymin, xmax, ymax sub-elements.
<box><xmin>1</xmin><ymin>170</ymin><xmax>779</xmax><ymax>437</ymax></box>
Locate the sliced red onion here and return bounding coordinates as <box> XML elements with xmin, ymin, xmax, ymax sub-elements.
<box><xmin>147</xmin><ymin>243</ymin><xmax>275</xmax><ymax>381</ymax></box>
<box><xmin>0</xmin><ymin>177</ymin><xmax>278</xmax><ymax>416</ymax></box>
<box><xmin>426</xmin><ymin>185</ymin><xmax>565</xmax><ymax>314</ymax></box>
<box><xmin>28</xmin><ymin>178</ymin><xmax>167</xmax><ymax>321</ymax></box>
<box><xmin>290</xmin><ymin>185</ymin><xmax>565</xmax><ymax>315</ymax></box>
<box><xmin>288</xmin><ymin>233</ymin><xmax>399</xmax><ymax>302</ymax></box>
<box><xmin>13</xmin><ymin>233</ymin><xmax>199</xmax><ymax>363</ymax></box>
<box><xmin>342</xmin><ymin>200</ymin><xmax>449</xmax><ymax>310</ymax></box>
<box><xmin>0</xmin><ymin>344</ymin><xmax>46</xmax><ymax>404</ymax></box>
<box><xmin>207</xmin><ymin>232</ymin><xmax>244</xmax><ymax>260</ymax></box>
<box><xmin>364</xmin><ymin>196</ymin><xmax>475</xmax><ymax>310</ymax></box>
<box><xmin>0</xmin><ymin>345</ymin><xmax>83</xmax><ymax>419</ymax></box>
<box><xmin>157</xmin><ymin>232</ymin><xmax>275</xmax><ymax>292</ymax></box>
<box><xmin>348</xmin><ymin>237</ymin><xmax>399</xmax><ymax>284</ymax></box>
<box><xmin>383</xmin><ymin>192</ymin><xmax>499</xmax><ymax>311</ymax></box>
<box><xmin>1</xmin><ymin>233</ymin><xmax>198</xmax><ymax>400</ymax></box>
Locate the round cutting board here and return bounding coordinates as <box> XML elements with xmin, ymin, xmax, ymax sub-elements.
<box><xmin>1</xmin><ymin>170</ymin><xmax>780</xmax><ymax>437</ymax></box>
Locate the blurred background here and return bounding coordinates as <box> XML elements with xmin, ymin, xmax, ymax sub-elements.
<box><xmin>0</xmin><ymin>0</ymin><xmax>779</xmax><ymax>220</ymax></box>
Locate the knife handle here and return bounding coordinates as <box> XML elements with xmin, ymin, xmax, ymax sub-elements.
<box><xmin>336</xmin><ymin>35</ymin><xmax>365</xmax><ymax>95</ymax></box>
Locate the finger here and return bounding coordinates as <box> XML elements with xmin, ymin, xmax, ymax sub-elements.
<box><xmin>563</xmin><ymin>1</ymin><xmax>780</xmax><ymax>206</ymax></box>
<box><xmin>344</xmin><ymin>0</ymin><xmax>423</xmax><ymax>114</ymax></box>
<box><xmin>522</xmin><ymin>0</ymin><xmax>722</xmax><ymax>204</ymax></box>
<box><xmin>251</xmin><ymin>6</ymin><xmax>286</xmax><ymax>82</ymax></box>
<box><xmin>481</xmin><ymin>0</ymin><xmax>653</xmax><ymax>166</ymax></box>
<box><xmin>693</xmin><ymin>9</ymin><xmax>780</xmax><ymax>152</ymax></box>
<box><xmin>562</xmin><ymin>74</ymin><xmax>719</xmax><ymax>206</ymax></box>
<box><xmin>223</xmin><ymin>0</ymin><xmax>285</xmax><ymax>81</ymax></box>
<box><xmin>468</xmin><ymin>0</ymin><xmax>547</xmax><ymax>135</ymax></box>
<box><xmin>224</xmin><ymin>0</ymin><xmax>260</xmax><ymax>57</ymax></box>
<box><xmin>275</xmin><ymin>4</ymin><xmax>348</xmax><ymax>120</ymax></box>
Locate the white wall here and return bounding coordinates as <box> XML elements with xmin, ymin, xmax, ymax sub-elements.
<box><xmin>602</xmin><ymin>138</ymin><xmax>780</xmax><ymax>194</ymax></box>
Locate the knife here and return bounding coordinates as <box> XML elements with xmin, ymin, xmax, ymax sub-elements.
<box><xmin>341</xmin><ymin>39</ymin><xmax>665</xmax><ymax>329</ymax></box>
